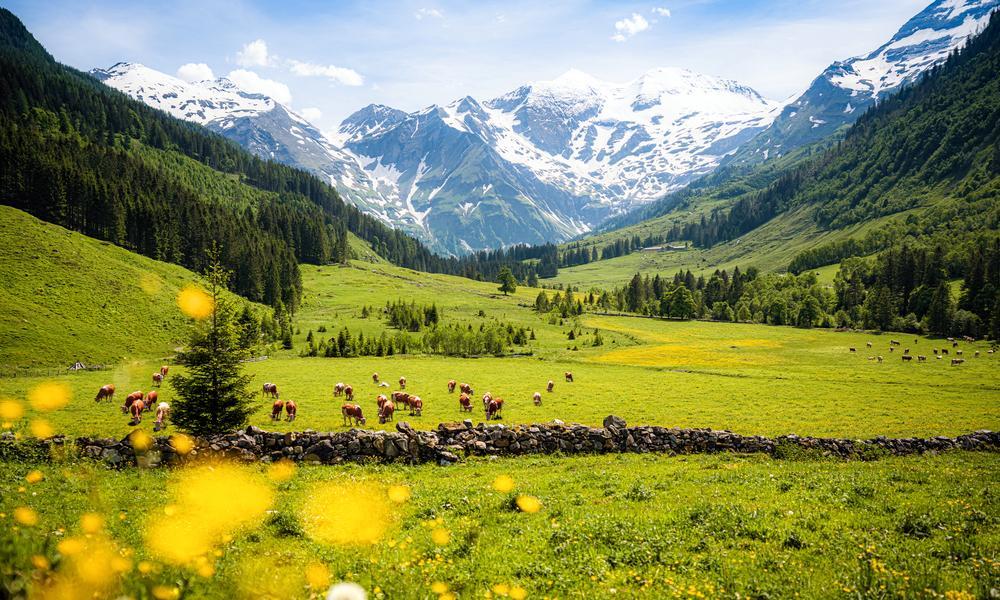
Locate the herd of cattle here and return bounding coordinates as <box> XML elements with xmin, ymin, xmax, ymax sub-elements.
<box><xmin>93</xmin><ymin>368</ymin><xmax>576</xmax><ymax>431</ymax></box>
<box><xmin>849</xmin><ymin>336</ymin><xmax>992</xmax><ymax>365</ymax></box>
<box><xmin>94</xmin><ymin>366</ymin><xmax>171</xmax><ymax>430</ymax></box>
<box><xmin>264</xmin><ymin>371</ymin><xmax>575</xmax><ymax>427</ymax></box>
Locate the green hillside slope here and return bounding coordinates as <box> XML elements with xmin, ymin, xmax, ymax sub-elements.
<box><xmin>0</xmin><ymin>206</ymin><xmax>266</xmax><ymax>368</ymax></box>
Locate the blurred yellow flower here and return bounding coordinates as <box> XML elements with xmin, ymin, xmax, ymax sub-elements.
<box><xmin>137</xmin><ymin>561</ymin><xmax>154</xmax><ymax>574</ymax></box>
<box><xmin>387</xmin><ymin>484</ymin><xmax>411</xmax><ymax>504</ymax></box>
<box><xmin>171</xmin><ymin>433</ymin><xmax>195</xmax><ymax>455</ymax></box>
<box><xmin>431</xmin><ymin>582</ymin><xmax>448</xmax><ymax>594</ymax></box>
<box><xmin>439</xmin><ymin>593</ymin><xmax>456</xmax><ymax>600</ymax></box>
<box><xmin>305</xmin><ymin>562</ymin><xmax>331</xmax><ymax>589</ymax></box>
<box><xmin>57</xmin><ymin>538</ymin><xmax>85</xmax><ymax>555</ymax></box>
<box><xmin>431</xmin><ymin>528</ymin><xmax>450</xmax><ymax>546</ymax></box>
<box><xmin>267</xmin><ymin>459</ymin><xmax>296</xmax><ymax>482</ymax></box>
<box><xmin>25</xmin><ymin>470</ymin><xmax>44</xmax><ymax>484</ymax></box>
<box><xmin>515</xmin><ymin>495</ymin><xmax>542</xmax><ymax>514</ymax></box>
<box><xmin>0</xmin><ymin>398</ymin><xmax>23</xmax><ymax>420</ymax></box>
<box><xmin>301</xmin><ymin>482</ymin><xmax>391</xmax><ymax>546</ymax></box>
<box><xmin>31</xmin><ymin>555</ymin><xmax>49</xmax><ymax>570</ymax></box>
<box><xmin>80</xmin><ymin>512</ymin><xmax>104</xmax><ymax>534</ymax></box>
<box><xmin>29</xmin><ymin>382</ymin><xmax>71</xmax><ymax>412</ymax></box>
<box><xmin>510</xmin><ymin>585</ymin><xmax>527</xmax><ymax>599</ymax></box>
<box><xmin>29</xmin><ymin>418</ymin><xmax>54</xmax><ymax>439</ymax></box>
<box><xmin>493</xmin><ymin>583</ymin><xmax>510</xmax><ymax>595</ymax></box>
<box><xmin>130</xmin><ymin>430</ymin><xmax>153</xmax><ymax>451</ymax></box>
<box><xmin>13</xmin><ymin>506</ymin><xmax>37</xmax><ymax>526</ymax></box>
<box><xmin>492</xmin><ymin>475</ymin><xmax>515</xmax><ymax>493</ymax></box>
<box><xmin>152</xmin><ymin>585</ymin><xmax>180</xmax><ymax>600</ymax></box>
<box><xmin>177</xmin><ymin>286</ymin><xmax>214</xmax><ymax>320</ymax></box>
<box><xmin>196</xmin><ymin>563</ymin><xmax>215</xmax><ymax>578</ymax></box>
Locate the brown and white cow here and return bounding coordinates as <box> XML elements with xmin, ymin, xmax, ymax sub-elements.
<box><xmin>533</xmin><ymin>392</ymin><xmax>542</xmax><ymax>406</ymax></box>
<box><xmin>342</xmin><ymin>404</ymin><xmax>366</xmax><ymax>427</ymax></box>
<box><xmin>160</xmin><ymin>365</ymin><xmax>169</xmax><ymax>378</ymax></box>
<box><xmin>154</xmin><ymin>402</ymin><xmax>170</xmax><ymax>432</ymax></box>
<box><xmin>152</xmin><ymin>372</ymin><xmax>163</xmax><ymax>387</ymax></box>
<box><xmin>546</xmin><ymin>380</ymin><xmax>555</xmax><ymax>392</ymax></box>
<box><xmin>144</xmin><ymin>390</ymin><xmax>158</xmax><ymax>411</ymax></box>
<box><xmin>486</xmin><ymin>398</ymin><xmax>504</xmax><ymax>420</ymax></box>
<box><xmin>408</xmin><ymin>396</ymin><xmax>423</xmax><ymax>417</ymax></box>
<box><xmin>951</xmin><ymin>358</ymin><xmax>965</xmax><ymax>366</ymax></box>
<box><xmin>263</xmin><ymin>383</ymin><xmax>279</xmax><ymax>399</ymax></box>
<box><xmin>376</xmin><ymin>394</ymin><xmax>388</xmax><ymax>410</ymax></box>
<box><xmin>333</xmin><ymin>382</ymin><xmax>346</xmax><ymax>397</ymax></box>
<box><xmin>128</xmin><ymin>399</ymin><xmax>145</xmax><ymax>425</ymax></box>
<box><xmin>459</xmin><ymin>383</ymin><xmax>473</xmax><ymax>395</ymax></box>
<box><xmin>123</xmin><ymin>391</ymin><xmax>143</xmax><ymax>414</ymax></box>
<box><xmin>344</xmin><ymin>385</ymin><xmax>354</xmax><ymax>402</ymax></box>
<box><xmin>392</xmin><ymin>391</ymin><xmax>411</xmax><ymax>410</ymax></box>
<box><xmin>447</xmin><ymin>380</ymin><xmax>457</xmax><ymax>393</ymax></box>
<box><xmin>398</xmin><ymin>376</ymin><xmax>406</xmax><ymax>390</ymax></box>
<box><xmin>564</xmin><ymin>372</ymin><xmax>574</xmax><ymax>382</ymax></box>
<box><xmin>902</xmin><ymin>355</ymin><xmax>913</xmax><ymax>362</ymax></box>
<box><xmin>285</xmin><ymin>400</ymin><xmax>297</xmax><ymax>422</ymax></box>
<box><xmin>379</xmin><ymin>400</ymin><xmax>395</xmax><ymax>424</ymax></box>
<box><xmin>459</xmin><ymin>393</ymin><xmax>472</xmax><ymax>412</ymax></box>
<box><xmin>372</xmin><ymin>373</ymin><xmax>380</xmax><ymax>384</ymax></box>
<box><xmin>271</xmin><ymin>399</ymin><xmax>285</xmax><ymax>421</ymax></box>
<box><xmin>481</xmin><ymin>392</ymin><xmax>493</xmax><ymax>411</ymax></box>
<box><xmin>95</xmin><ymin>384</ymin><xmax>115</xmax><ymax>403</ymax></box>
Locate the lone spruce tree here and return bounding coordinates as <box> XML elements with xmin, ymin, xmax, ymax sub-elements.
<box><xmin>170</xmin><ymin>254</ymin><xmax>255</xmax><ymax>436</ymax></box>
<box><xmin>497</xmin><ymin>266</ymin><xmax>518</xmax><ymax>296</ymax></box>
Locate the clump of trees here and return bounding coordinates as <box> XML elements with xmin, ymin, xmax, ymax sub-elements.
<box><xmin>300</xmin><ymin>320</ymin><xmax>531</xmax><ymax>358</ymax></box>
<box><xmin>385</xmin><ymin>299</ymin><xmax>440</xmax><ymax>331</ymax></box>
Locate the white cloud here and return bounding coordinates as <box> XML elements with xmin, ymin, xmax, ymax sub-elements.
<box><xmin>300</xmin><ymin>107</ymin><xmax>323</xmax><ymax>121</ymax></box>
<box><xmin>415</xmin><ymin>7</ymin><xmax>444</xmax><ymax>20</ymax></box>
<box><xmin>236</xmin><ymin>39</ymin><xmax>270</xmax><ymax>67</ymax></box>
<box><xmin>227</xmin><ymin>69</ymin><xmax>292</xmax><ymax>104</ymax></box>
<box><xmin>176</xmin><ymin>62</ymin><xmax>215</xmax><ymax>82</ymax></box>
<box><xmin>653</xmin><ymin>7</ymin><xmax>671</xmax><ymax>18</ymax></box>
<box><xmin>612</xmin><ymin>13</ymin><xmax>650</xmax><ymax>42</ymax></box>
<box><xmin>288</xmin><ymin>60</ymin><xmax>364</xmax><ymax>86</ymax></box>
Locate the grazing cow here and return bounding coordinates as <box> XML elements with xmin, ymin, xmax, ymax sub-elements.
<box><xmin>947</xmin><ymin>337</ymin><xmax>955</xmax><ymax>343</ymax></box>
<box><xmin>956</xmin><ymin>350</ymin><xmax>963</xmax><ymax>356</ymax></box>
<box><xmin>128</xmin><ymin>399</ymin><xmax>145</xmax><ymax>425</ymax></box>
<box><xmin>975</xmin><ymin>351</ymin><xmax>980</xmax><ymax>358</ymax></box>
<box><xmin>447</xmin><ymin>380</ymin><xmax>457</xmax><ymax>393</ymax></box>
<box><xmin>486</xmin><ymin>398</ymin><xmax>504</xmax><ymax>420</ymax></box>
<box><xmin>951</xmin><ymin>358</ymin><xmax>965</xmax><ymax>366</ymax></box>
<box><xmin>866</xmin><ymin>342</ymin><xmax>873</xmax><ymax>349</ymax></box>
<box><xmin>937</xmin><ymin>355</ymin><xmax>943</xmax><ymax>360</ymax></box>
<box><xmin>849</xmin><ymin>347</ymin><xmax>856</xmax><ymax>353</ymax></box>
<box><xmin>379</xmin><ymin>400</ymin><xmax>395</xmax><ymax>424</ymax></box>
<box><xmin>409</xmin><ymin>396</ymin><xmax>423</xmax><ymax>417</ymax></box>
<box><xmin>942</xmin><ymin>349</ymin><xmax>949</xmax><ymax>355</ymax></box>
<box><xmin>342</xmin><ymin>404</ymin><xmax>366</xmax><ymax>427</ymax></box>
<box><xmin>263</xmin><ymin>383</ymin><xmax>279</xmax><ymax>399</ymax></box>
<box><xmin>564</xmin><ymin>372</ymin><xmax>574</xmax><ymax>382</ymax></box>
<box><xmin>376</xmin><ymin>394</ymin><xmax>388</xmax><ymax>410</ymax></box>
<box><xmin>399</xmin><ymin>376</ymin><xmax>406</xmax><ymax>390</ymax></box>
<box><xmin>160</xmin><ymin>366</ymin><xmax>169</xmax><ymax>378</ymax></box>
<box><xmin>123</xmin><ymin>391</ymin><xmax>143</xmax><ymax>414</ymax></box>
<box><xmin>890</xmin><ymin>339</ymin><xmax>901</xmax><ymax>346</ymax></box>
<box><xmin>144</xmin><ymin>390</ymin><xmax>158</xmax><ymax>411</ymax></box>
<box><xmin>459</xmin><ymin>393</ymin><xmax>472</xmax><ymax>412</ymax></box>
<box><xmin>903</xmin><ymin>348</ymin><xmax>910</xmax><ymax>355</ymax></box>
<box><xmin>344</xmin><ymin>385</ymin><xmax>354</xmax><ymax>402</ymax></box>
<box><xmin>378</xmin><ymin>381</ymin><xmax>390</xmax><ymax>388</ymax></box>
<box><xmin>333</xmin><ymin>382</ymin><xmax>346</xmax><ymax>397</ymax></box>
<box><xmin>152</xmin><ymin>372</ymin><xmax>163</xmax><ymax>387</ymax></box>
<box><xmin>154</xmin><ymin>402</ymin><xmax>170</xmax><ymax>432</ymax></box>
<box><xmin>533</xmin><ymin>392</ymin><xmax>542</xmax><ymax>406</ymax></box>
<box><xmin>372</xmin><ymin>373</ymin><xmax>380</xmax><ymax>384</ymax></box>
<box><xmin>963</xmin><ymin>336</ymin><xmax>975</xmax><ymax>343</ymax></box>
<box><xmin>953</xmin><ymin>341</ymin><xmax>959</xmax><ymax>348</ymax></box>
<box><xmin>285</xmin><ymin>400</ymin><xmax>297</xmax><ymax>422</ymax></box>
<box><xmin>867</xmin><ymin>356</ymin><xmax>876</xmax><ymax>361</ymax></box>
<box><xmin>917</xmin><ymin>355</ymin><xmax>926</xmax><ymax>362</ymax></box>
<box><xmin>889</xmin><ymin>347</ymin><xmax>894</xmax><ymax>353</ymax></box>
<box><xmin>877</xmin><ymin>356</ymin><xmax>883</xmax><ymax>363</ymax></box>
<box><xmin>271</xmin><ymin>399</ymin><xmax>285</xmax><ymax>421</ymax></box>
<box><xmin>95</xmin><ymin>384</ymin><xmax>115</xmax><ymax>403</ymax></box>
<box><xmin>932</xmin><ymin>348</ymin><xmax>938</xmax><ymax>354</ymax></box>
<box><xmin>546</xmin><ymin>380</ymin><xmax>555</xmax><ymax>392</ymax></box>
<box><xmin>482</xmin><ymin>393</ymin><xmax>493</xmax><ymax>411</ymax></box>
<box><xmin>902</xmin><ymin>355</ymin><xmax>913</xmax><ymax>362</ymax></box>
<box><xmin>459</xmin><ymin>383</ymin><xmax>473</xmax><ymax>395</ymax></box>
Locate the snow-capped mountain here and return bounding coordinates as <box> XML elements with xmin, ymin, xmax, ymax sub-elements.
<box><xmin>728</xmin><ymin>0</ymin><xmax>999</xmax><ymax>166</ymax></box>
<box><xmin>337</xmin><ymin>68</ymin><xmax>780</xmax><ymax>253</ymax></box>
<box><xmin>87</xmin><ymin>63</ymin><xmax>428</xmax><ymax>243</ymax></box>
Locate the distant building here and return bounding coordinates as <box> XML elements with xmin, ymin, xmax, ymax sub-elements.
<box><xmin>640</xmin><ymin>243</ymin><xmax>688</xmax><ymax>253</ymax></box>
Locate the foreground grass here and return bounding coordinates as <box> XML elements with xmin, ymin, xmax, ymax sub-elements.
<box><xmin>0</xmin><ymin>452</ymin><xmax>997</xmax><ymax>599</ymax></box>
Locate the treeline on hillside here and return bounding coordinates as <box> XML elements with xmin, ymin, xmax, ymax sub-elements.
<box><xmin>300</xmin><ymin>321</ymin><xmax>531</xmax><ymax>358</ymax></box>
<box><xmin>558</xmin><ymin>234</ymin><xmax>684</xmax><ymax>268</ymax></box>
<box><xmin>596</xmin><ymin>236</ymin><xmax>1000</xmax><ymax>339</ymax></box>
<box><xmin>0</xmin><ymin>9</ymin><xmax>559</xmax><ymax>303</ymax></box>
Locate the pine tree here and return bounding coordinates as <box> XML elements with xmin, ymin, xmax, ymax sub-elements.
<box><xmin>925</xmin><ymin>282</ymin><xmax>954</xmax><ymax>335</ymax></box>
<box><xmin>669</xmin><ymin>287</ymin><xmax>696</xmax><ymax>319</ymax></box>
<box><xmin>497</xmin><ymin>266</ymin><xmax>518</xmax><ymax>296</ymax></box>
<box><xmin>170</xmin><ymin>254</ymin><xmax>255</xmax><ymax>436</ymax></box>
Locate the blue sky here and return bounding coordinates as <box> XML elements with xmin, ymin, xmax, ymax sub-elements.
<box><xmin>6</xmin><ymin>0</ymin><xmax>929</xmax><ymax>129</ymax></box>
